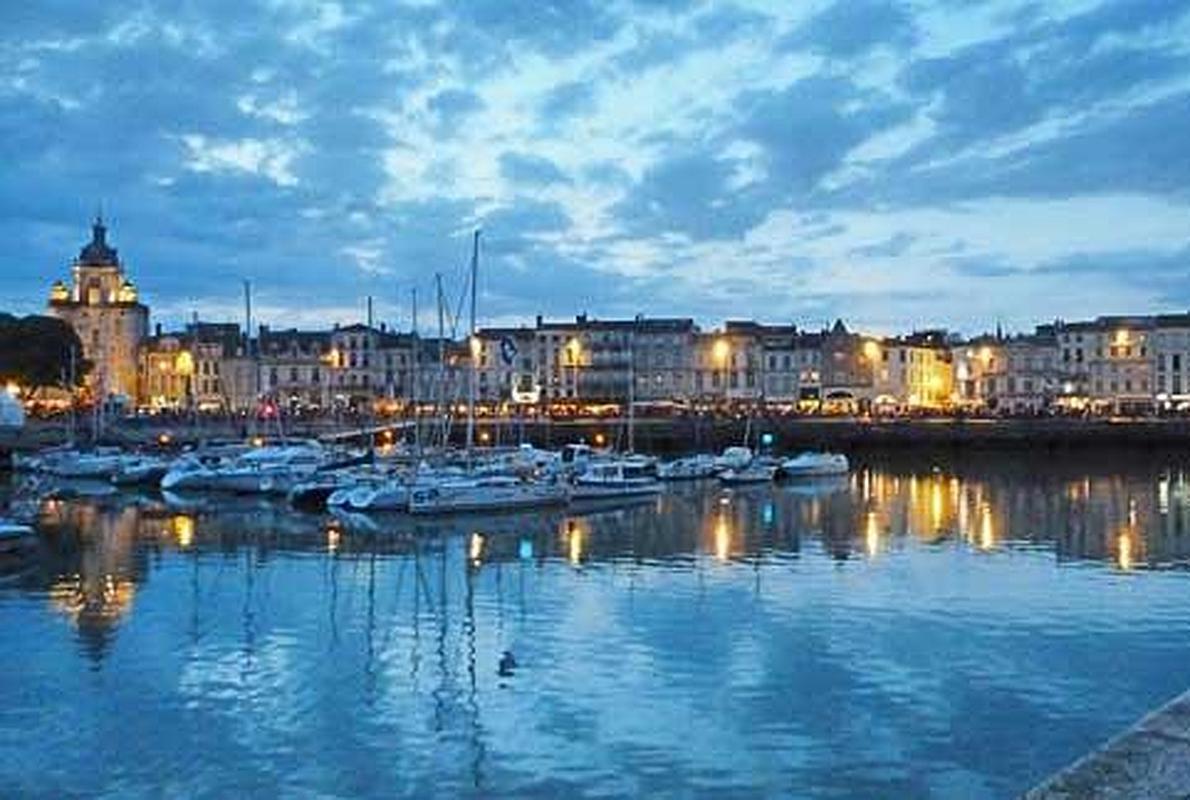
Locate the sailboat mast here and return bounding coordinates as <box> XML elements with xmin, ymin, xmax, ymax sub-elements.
<box><xmin>436</xmin><ymin>273</ymin><xmax>446</xmax><ymax>447</ymax></box>
<box><xmin>411</xmin><ymin>287</ymin><xmax>420</xmax><ymax>455</ymax></box>
<box><xmin>627</xmin><ymin>323</ymin><xmax>636</xmax><ymax>453</ymax></box>
<box><xmin>465</xmin><ymin>230</ymin><xmax>480</xmax><ymax>459</ymax></box>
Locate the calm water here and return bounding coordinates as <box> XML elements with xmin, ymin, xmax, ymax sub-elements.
<box><xmin>3</xmin><ymin>452</ymin><xmax>1190</xmax><ymax>798</ymax></box>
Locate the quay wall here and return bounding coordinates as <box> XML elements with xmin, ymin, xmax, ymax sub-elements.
<box><xmin>1024</xmin><ymin>688</ymin><xmax>1190</xmax><ymax>799</ymax></box>
<box><xmin>8</xmin><ymin>417</ymin><xmax>1190</xmax><ymax>461</ymax></box>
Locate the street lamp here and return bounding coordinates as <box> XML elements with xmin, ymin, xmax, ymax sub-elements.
<box><xmin>713</xmin><ymin>337</ymin><xmax>730</xmax><ymax>365</ymax></box>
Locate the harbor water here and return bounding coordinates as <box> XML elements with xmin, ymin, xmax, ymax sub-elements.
<box><xmin>3</xmin><ymin>451</ymin><xmax>1190</xmax><ymax>798</ymax></box>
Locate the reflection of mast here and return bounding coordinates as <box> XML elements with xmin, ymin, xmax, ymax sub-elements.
<box><xmin>463</xmin><ymin>535</ymin><xmax>487</xmax><ymax>791</ymax></box>
<box><xmin>364</xmin><ymin>549</ymin><xmax>377</xmax><ymax>698</ymax></box>
<box><xmin>241</xmin><ymin>547</ymin><xmax>256</xmax><ymax>680</ymax></box>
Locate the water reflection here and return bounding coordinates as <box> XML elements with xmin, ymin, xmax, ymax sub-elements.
<box><xmin>10</xmin><ymin>462</ymin><xmax>1190</xmax><ymax>649</ymax></box>
<box><xmin>4</xmin><ymin>455</ymin><xmax>1190</xmax><ymax>798</ymax></box>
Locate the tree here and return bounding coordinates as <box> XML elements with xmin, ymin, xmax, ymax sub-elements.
<box><xmin>0</xmin><ymin>314</ymin><xmax>91</xmax><ymax>393</ymax></box>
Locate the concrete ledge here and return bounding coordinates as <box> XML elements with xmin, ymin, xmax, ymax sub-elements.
<box><xmin>1024</xmin><ymin>690</ymin><xmax>1190</xmax><ymax>799</ymax></box>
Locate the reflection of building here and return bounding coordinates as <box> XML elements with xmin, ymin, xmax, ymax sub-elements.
<box><xmin>48</xmin><ymin>217</ymin><xmax>149</xmax><ymax>400</ymax></box>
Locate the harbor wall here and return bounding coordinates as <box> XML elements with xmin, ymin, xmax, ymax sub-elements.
<box><xmin>9</xmin><ymin>416</ymin><xmax>1190</xmax><ymax>459</ymax></box>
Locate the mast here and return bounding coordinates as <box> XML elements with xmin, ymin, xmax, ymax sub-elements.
<box><xmin>436</xmin><ymin>273</ymin><xmax>446</xmax><ymax>448</ymax></box>
<box><xmin>243</xmin><ymin>279</ymin><xmax>258</xmax><ymax>436</ymax></box>
<box><xmin>627</xmin><ymin>322</ymin><xmax>636</xmax><ymax>454</ymax></box>
<box><xmin>411</xmin><ymin>287</ymin><xmax>420</xmax><ymax>456</ymax></box>
<box><xmin>465</xmin><ymin>230</ymin><xmax>480</xmax><ymax>460</ymax></box>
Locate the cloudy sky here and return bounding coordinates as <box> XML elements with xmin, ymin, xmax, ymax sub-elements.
<box><xmin>2</xmin><ymin>0</ymin><xmax>1189</xmax><ymax>335</ymax></box>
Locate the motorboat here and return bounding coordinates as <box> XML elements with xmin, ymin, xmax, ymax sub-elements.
<box><xmin>572</xmin><ymin>461</ymin><xmax>662</xmax><ymax>501</ymax></box>
<box><xmin>160</xmin><ymin>444</ymin><xmax>253</xmax><ymax>491</ymax></box>
<box><xmin>165</xmin><ymin>442</ymin><xmax>329</xmax><ymax>494</ymax></box>
<box><xmin>344</xmin><ymin>480</ymin><xmax>411</xmax><ymax>512</ymax></box>
<box><xmin>657</xmin><ymin>454</ymin><xmax>718</xmax><ymax>481</ymax></box>
<box><xmin>288</xmin><ymin>472</ymin><xmax>355</xmax><ymax>510</ymax></box>
<box><xmin>779</xmin><ymin>452</ymin><xmax>849</xmax><ymax>478</ymax></box>
<box><xmin>719</xmin><ymin>462</ymin><xmax>777</xmax><ymax>485</ymax></box>
<box><xmin>409</xmin><ymin>476</ymin><xmax>570</xmax><ymax>515</ymax></box>
<box><xmin>715</xmin><ymin>446</ymin><xmax>754</xmax><ymax>472</ymax></box>
<box><xmin>111</xmin><ymin>455</ymin><xmax>170</xmax><ymax>487</ymax></box>
<box><xmin>45</xmin><ymin>449</ymin><xmax>127</xmax><ymax>480</ymax></box>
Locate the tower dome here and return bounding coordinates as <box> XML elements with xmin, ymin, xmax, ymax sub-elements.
<box><xmin>78</xmin><ymin>215</ymin><xmax>119</xmax><ymax>266</ymax></box>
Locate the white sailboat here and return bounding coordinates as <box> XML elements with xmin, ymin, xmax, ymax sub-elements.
<box><xmin>409</xmin><ymin>475</ymin><xmax>569</xmax><ymax>514</ymax></box>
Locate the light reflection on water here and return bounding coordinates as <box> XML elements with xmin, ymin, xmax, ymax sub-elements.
<box><xmin>3</xmin><ymin>455</ymin><xmax>1190</xmax><ymax>797</ymax></box>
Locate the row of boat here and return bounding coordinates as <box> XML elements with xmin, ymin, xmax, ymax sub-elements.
<box><xmin>12</xmin><ymin>440</ymin><xmax>849</xmax><ymax>516</ymax></box>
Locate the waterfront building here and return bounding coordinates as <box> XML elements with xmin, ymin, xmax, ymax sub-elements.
<box><xmin>48</xmin><ymin>217</ymin><xmax>149</xmax><ymax>401</ymax></box>
<box><xmin>325</xmin><ymin>324</ymin><xmax>417</xmax><ymax>408</ymax></box>
<box><xmin>139</xmin><ymin>326</ymin><xmax>233</xmax><ymax>411</ymax></box>
<box><xmin>953</xmin><ymin>331</ymin><xmax>1061</xmax><ymax>413</ymax></box>
<box><xmin>820</xmin><ymin>320</ymin><xmax>877</xmax><ymax>412</ymax></box>
<box><xmin>1055</xmin><ymin>317</ymin><xmax>1155</xmax><ymax>414</ymax></box>
<box><xmin>871</xmin><ymin>330</ymin><xmax>954</xmax><ymax>411</ymax></box>
<box><xmin>694</xmin><ymin>322</ymin><xmax>763</xmax><ymax>403</ymax></box>
<box><xmin>534</xmin><ymin>315</ymin><xmax>697</xmax><ymax>405</ymax></box>
<box><xmin>757</xmin><ymin>325</ymin><xmax>802</xmax><ymax>405</ymax></box>
<box><xmin>1154</xmin><ymin>314</ymin><xmax>1190</xmax><ymax>410</ymax></box>
<box><xmin>256</xmin><ymin>326</ymin><xmax>333</xmax><ymax>411</ymax></box>
<box><xmin>475</xmin><ymin>327</ymin><xmax>537</xmax><ymax>404</ymax></box>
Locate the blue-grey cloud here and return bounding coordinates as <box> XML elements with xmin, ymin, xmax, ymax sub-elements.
<box><xmin>782</xmin><ymin>0</ymin><xmax>917</xmax><ymax>57</ymax></box>
<box><xmin>2</xmin><ymin>0</ymin><xmax>1190</xmax><ymax>333</ymax></box>
<box><xmin>499</xmin><ymin>152</ymin><xmax>571</xmax><ymax>187</ymax></box>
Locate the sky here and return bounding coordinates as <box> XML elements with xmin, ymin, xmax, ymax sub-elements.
<box><xmin>2</xmin><ymin>0</ymin><xmax>1189</xmax><ymax>336</ymax></box>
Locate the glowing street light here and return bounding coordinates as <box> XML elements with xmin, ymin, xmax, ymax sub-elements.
<box><xmin>566</xmin><ymin>338</ymin><xmax>582</xmax><ymax>399</ymax></box>
<box><xmin>174</xmin><ymin>350</ymin><xmax>195</xmax><ymax>376</ymax></box>
<box><xmin>713</xmin><ymin>338</ymin><xmax>730</xmax><ymax>363</ymax></box>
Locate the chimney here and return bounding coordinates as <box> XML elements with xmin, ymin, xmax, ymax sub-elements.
<box><xmin>535</xmin><ymin>314</ymin><xmax>543</xmax><ymax>328</ymax></box>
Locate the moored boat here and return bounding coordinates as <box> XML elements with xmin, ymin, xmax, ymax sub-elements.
<box><xmin>719</xmin><ymin>462</ymin><xmax>777</xmax><ymax>485</ymax></box>
<box><xmin>658</xmin><ymin>454</ymin><xmax>718</xmax><ymax>481</ymax></box>
<box><xmin>409</xmin><ymin>476</ymin><xmax>569</xmax><ymax>515</ymax></box>
<box><xmin>572</xmin><ymin>461</ymin><xmax>662</xmax><ymax>501</ymax></box>
<box><xmin>779</xmin><ymin>452</ymin><xmax>849</xmax><ymax>478</ymax></box>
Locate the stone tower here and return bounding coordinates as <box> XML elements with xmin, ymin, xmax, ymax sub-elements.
<box><xmin>48</xmin><ymin>216</ymin><xmax>149</xmax><ymax>401</ymax></box>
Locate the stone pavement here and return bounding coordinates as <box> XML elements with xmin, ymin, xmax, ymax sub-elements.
<box><xmin>1024</xmin><ymin>689</ymin><xmax>1190</xmax><ymax>799</ymax></box>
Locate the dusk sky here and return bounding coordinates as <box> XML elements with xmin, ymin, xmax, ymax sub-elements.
<box><xmin>3</xmin><ymin>0</ymin><xmax>1189</xmax><ymax>335</ymax></box>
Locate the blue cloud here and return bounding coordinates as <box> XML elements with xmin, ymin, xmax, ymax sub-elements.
<box><xmin>782</xmin><ymin>0</ymin><xmax>917</xmax><ymax>57</ymax></box>
<box><xmin>2</xmin><ymin>0</ymin><xmax>1189</xmax><ymax>332</ymax></box>
<box><xmin>499</xmin><ymin>152</ymin><xmax>571</xmax><ymax>187</ymax></box>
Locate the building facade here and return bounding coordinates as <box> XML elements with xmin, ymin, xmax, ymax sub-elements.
<box><xmin>48</xmin><ymin>217</ymin><xmax>149</xmax><ymax>401</ymax></box>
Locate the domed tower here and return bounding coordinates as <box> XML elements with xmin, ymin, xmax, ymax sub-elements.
<box><xmin>48</xmin><ymin>216</ymin><xmax>150</xmax><ymax>401</ymax></box>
